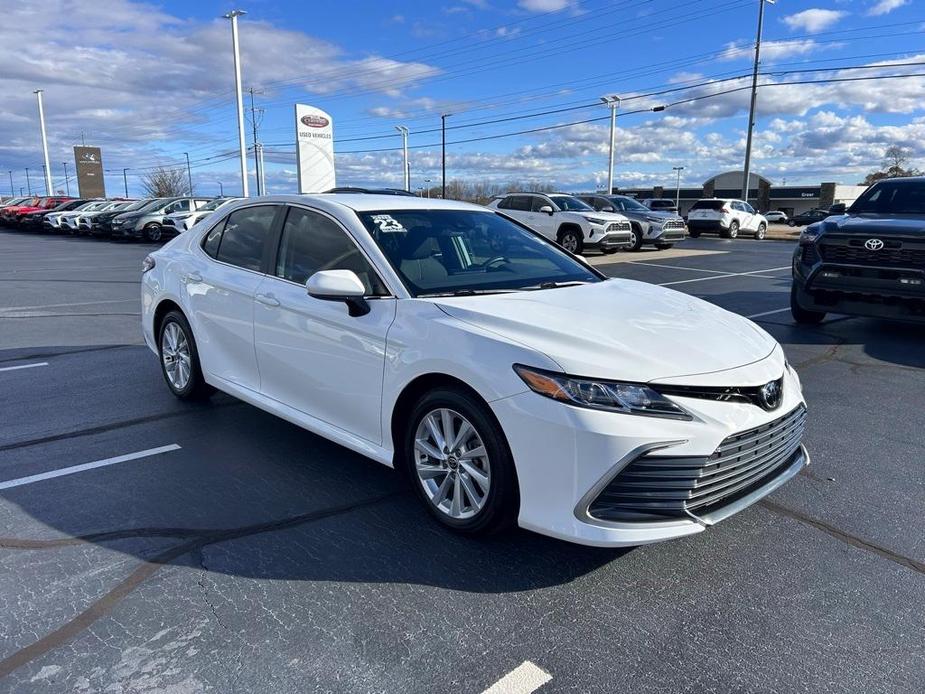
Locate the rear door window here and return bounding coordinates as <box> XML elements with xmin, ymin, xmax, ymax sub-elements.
<box><xmin>212</xmin><ymin>205</ymin><xmax>277</xmax><ymax>272</ymax></box>
<box><xmin>508</xmin><ymin>196</ymin><xmax>532</xmax><ymax>211</ymax></box>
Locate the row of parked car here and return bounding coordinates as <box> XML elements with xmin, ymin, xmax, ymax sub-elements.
<box><xmin>0</xmin><ymin>195</ymin><xmax>242</xmax><ymax>241</ymax></box>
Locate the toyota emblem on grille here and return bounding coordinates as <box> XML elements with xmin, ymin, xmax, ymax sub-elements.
<box><xmin>759</xmin><ymin>380</ymin><xmax>782</xmax><ymax>410</ymax></box>
<box><xmin>864</xmin><ymin>238</ymin><xmax>884</xmax><ymax>251</ymax></box>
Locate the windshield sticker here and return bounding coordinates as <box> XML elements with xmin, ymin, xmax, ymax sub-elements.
<box><xmin>370</xmin><ymin>214</ymin><xmax>406</xmax><ymax>233</ymax></box>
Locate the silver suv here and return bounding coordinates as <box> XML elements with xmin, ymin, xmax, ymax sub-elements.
<box><xmin>578</xmin><ymin>194</ymin><xmax>687</xmax><ymax>251</ymax></box>
<box><xmin>110</xmin><ymin>197</ymin><xmax>213</xmax><ymax>242</ymax></box>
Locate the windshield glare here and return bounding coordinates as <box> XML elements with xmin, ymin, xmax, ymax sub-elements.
<box><xmin>550</xmin><ymin>195</ymin><xmax>594</xmax><ymax>212</ymax></box>
<box><xmin>612</xmin><ymin>196</ymin><xmax>649</xmax><ymax>212</ymax></box>
<box><xmin>358</xmin><ymin>209</ymin><xmax>600</xmax><ymax>296</ymax></box>
<box><xmin>851</xmin><ymin>180</ymin><xmax>925</xmax><ymax>215</ymax></box>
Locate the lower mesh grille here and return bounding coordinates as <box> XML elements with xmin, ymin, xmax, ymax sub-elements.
<box><xmin>588</xmin><ymin>406</ymin><xmax>806</xmax><ymax>522</ymax></box>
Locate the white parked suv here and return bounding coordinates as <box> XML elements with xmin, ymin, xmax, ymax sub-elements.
<box><xmin>687</xmin><ymin>198</ymin><xmax>768</xmax><ymax>239</ymax></box>
<box><xmin>488</xmin><ymin>192</ymin><xmax>632</xmax><ymax>254</ymax></box>
<box><xmin>142</xmin><ymin>194</ymin><xmax>808</xmax><ymax>547</ymax></box>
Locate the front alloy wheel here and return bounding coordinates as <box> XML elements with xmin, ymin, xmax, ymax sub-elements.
<box><xmin>144</xmin><ymin>223</ymin><xmax>162</xmax><ymax>242</ymax></box>
<box><xmin>559</xmin><ymin>229</ymin><xmax>583</xmax><ymax>254</ymax></box>
<box><xmin>413</xmin><ymin>408</ymin><xmax>491</xmax><ymax>520</ymax></box>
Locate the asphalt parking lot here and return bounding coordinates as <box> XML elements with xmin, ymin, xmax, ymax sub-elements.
<box><xmin>1</xmin><ymin>229</ymin><xmax>923</xmax><ymax>693</ymax></box>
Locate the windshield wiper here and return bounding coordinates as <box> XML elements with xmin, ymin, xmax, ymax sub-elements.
<box><xmin>519</xmin><ymin>281</ymin><xmax>590</xmax><ymax>291</ymax></box>
<box><xmin>418</xmin><ymin>288</ymin><xmax>520</xmax><ymax>297</ymax></box>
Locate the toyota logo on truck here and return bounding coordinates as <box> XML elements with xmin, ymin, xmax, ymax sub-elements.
<box><xmin>300</xmin><ymin>115</ymin><xmax>329</xmax><ymax>128</ymax></box>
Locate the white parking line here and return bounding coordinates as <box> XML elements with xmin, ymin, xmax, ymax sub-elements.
<box><xmin>747</xmin><ymin>307</ymin><xmax>791</xmax><ymax>319</ymax></box>
<box><xmin>0</xmin><ymin>362</ymin><xmax>48</xmax><ymax>373</ymax></box>
<box><xmin>482</xmin><ymin>661</ymin><xmax>552</xmax><ymax>694</ymax></box>
<box><xmin>630</xmin><ymin>261</ymin><xmax>733</xmax><ymax>275</ymax></box>
<box><xmin>658</xmin><ymin>265</ymin><xmax>791</xmax><ymax>287</ymax></box>
<box><xmin>0</xmin><ymin>298</ymin><xmax>136</xmax><ymax>313</ymax></box>
<box><xmin>0</xmin><ymin>444</ymin><xmax>181</xmax><ymax>490</ymax></box>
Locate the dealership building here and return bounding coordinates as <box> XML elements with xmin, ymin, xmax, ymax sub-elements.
<box><xmin>615</xmin><ymin>170</ymin><xmax>868</xmax><ymax>217</ymax></box>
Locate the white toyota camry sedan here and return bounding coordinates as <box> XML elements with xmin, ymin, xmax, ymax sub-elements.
<box><xmin>141</xmin><ymin>194</ymin><xmax>808</xmax><ymax>547</ymax></box>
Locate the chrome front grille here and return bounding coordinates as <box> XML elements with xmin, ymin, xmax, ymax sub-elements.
<box><xmin>663</xmin><ymin>220</ymin><xmax>686</xmax><ymax>230</ymax></box>
<box><xmin>607</xmin><ymin>221</ymin><xmax>632</xmax><ymax>233</ymax></box>
<box><xmin>589</xmin><ymin>406</ymin><xmax>806</xmax><ymax>522</ymax></box>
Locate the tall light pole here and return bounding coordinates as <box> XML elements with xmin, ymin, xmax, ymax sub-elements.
<box><xmin>224</xmin><ymin>10</ymin><xmax>249</xmax><ymax>198</ymax></box>
<box><xmin>600</xmin><ymin>95</ymin><xmax>620</xmax><ymax>194</ymax></box>
<box><xmin>248</xmin><ymin>87</ymin><xmax>264</xmax><ymax>195</ymax></box>
<box><xmin>123</xmin><ymin>168</ymin><xmax>129</xmax><ymax>197</ymax></box>
<box><xmin>184</xmin><ymin>152</ymin><xmax>193</xmax><ymax>195</ymax></box>
<box><xmin>25</xmin><ymin>167</ymin><xmax>32</xmax><ymax>196</ymax></box>
<box><xmin>441</xmin><ymin>113</ymin><xmax>451</xmax><ymax>199</ymax></box>
<box><xmin>42</xmin><ymin>164</ymin><xmax>48</xmax><ymax>194</ymax></box>
<box><xmin>257</xmin><ymin>143</ymin><xmax>266</xmax><ymax>194</ymax></box>
<box><xmin>672</xmin><ymin>166</ymin><xmax>685</xmax><ymax>209</ymax></box>
<box><xmin>34</xmin><ymin>90</ymin><xmax>53</xmax><ymax>196</ymax></box>
<box><xmin>219</xmin><ymin>181</ymin><xmax>224</xmax><ymax>196</ymax></box>
<box><xmin>8</xmin><ymin>170</ymin><xmax>13</xmax><ymax>198</ymax></box>
<box><xmin>395</xmin><ymin>125</ymin><xmax>410</xmax><ymax>192</ymax></box>
<box><xmin>424</xmin><ymin>178</ymin><xmax>431</xmax><ymax>199</ymax></box>
<box><xmin>62</xmin><ymin>162</ymin><xmax>70</xmax><ymax>196</ymax></box>
<box><xmin>742</xmin><ymin>0</ymin><xmax>774</xmax><ymax>203</ymax></box>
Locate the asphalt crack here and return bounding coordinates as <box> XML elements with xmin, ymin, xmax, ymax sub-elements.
<box><xmin>0</xmin><ymin>490</ymin><xmax>404</xmax><ymax>679</ymax></box>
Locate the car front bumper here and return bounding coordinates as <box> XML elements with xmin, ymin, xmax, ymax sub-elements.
<box><xmin>110</xmin><ymin>223</ymin><xmax>143</xmax><ymax>239</ymax></box>
<box><xmin>490</xmin><ymin>350</ymin><xmax>807</xmax><ymax>547</ymax></box>
<box><xmin>794</xmin><ymin>242</ymin><xmax>925</xmax><ymax>322</ymax></box>
<box><xmin>587</xmin><ymin>226</ymin><xmax>633</xmax><ymax>250</ymax></box>
<box><xmin>649</xmin><ymin>223</ymin><xmax>688</xmax><ymax>243</ymax></box>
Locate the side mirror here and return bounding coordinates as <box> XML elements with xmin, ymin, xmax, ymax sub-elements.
<box><xmin>828</xmin><ymin>203</ymin><xmax>846</xmax><ymax>215</ymax></box>
<box><xmin>306</xmin><ymin>269</ymin><xmax>370</xmax><ymax>317</ymax></box>
<box><xmin>538</xmin><ymin>205</ymin><xmax>554</xmax><ymax>215</ymax></box>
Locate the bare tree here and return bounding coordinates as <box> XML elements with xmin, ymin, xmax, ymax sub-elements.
<box><xmin>140</xmin><ymin>167</ymin><xmax>188</xmax><ymax>197</ymax></box>
<box><xmin>862</xmin><ymin>146</ymin><xmax>920</xmax><ymax>185</ymax></box>
<box><xmin>433</xmin><ymin>178</ymin><xmax>556</xmax><ymax>204</ymax></box>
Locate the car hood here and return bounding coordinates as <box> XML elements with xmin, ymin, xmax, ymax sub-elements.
<box><xmin>821</xmin><ymin>213</ymin><xmax>925</xmax><ymax>237</ymax></box>
<box><xmin>578</xmin><ymin>210</ymin><xmax>629</xmax><ymax>223</ymax></box>
<box><xmin>431</xmin><ymin>279</ymin><xmax>777</xmax><ymax>382</ymax></box>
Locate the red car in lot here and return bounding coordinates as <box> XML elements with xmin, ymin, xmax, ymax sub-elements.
<box><xmin>1</xmin><ymin>196</ymin><xmax>74</xmax><ymax>227</ymax></box>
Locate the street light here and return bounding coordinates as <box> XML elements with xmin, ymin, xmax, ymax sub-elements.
<box><xmin>600</xmin><ymin>95</ymin><xmax>620</xmax><ymax>194</ymax></box>
<box><xmin>123</xmin><ymin>168</ymin><xmax>129</xmax><ymax>197</ymax></box>
<box><xmin>672</xmin><ymin>166</ymin><xmax>685</xmax><ymax>210</ymax></box>
<box><xmin>441</xmin><ymin>113</ymin><xmax>452</xmax><ymax>199</ymax></box>
<box><xmin>742</xmin><ymin>0</ymin><xmax>775</xmax><ymax>204</ymax></box>
<box><xmin>34</xmin><ymin>90</ymin><xmax>53</xmax><ymax>196</ymax></box>
<box><xmin>184</xmin><ymin>152</ymin><xmax>193</xmax><ymax>195</ymax></box>
<box><xmin>223</xmin><ymin>9</ymin><xmax>250</xmax><ymax>197</ymax></box>
<box><xmin>219</xmin><ymin>181</ymin><xmax>224</xmax><ymax>196</ymax></box>
<box><xmin>25</xmin><ymin>167</ymin><xmax>32</xmax><ymax>196</ymax></box>
<box><xmin>7</xmin><ymin>170</ymin><xmax>13</xmax><ymax>198</ymax></box>
<box><xmin>395</xmin><ymin>125</ymin><xmax>410</xmax><ymax>192</ymax></box>
<box><xmin>62</xmin><ymin>162</ymin><xmax>70</xmax><ymax>196</ymax></box>
<box><xmin>424</xmin><ymin>178</ymin><xmax>432</xmax><ymax>199</ymax></box>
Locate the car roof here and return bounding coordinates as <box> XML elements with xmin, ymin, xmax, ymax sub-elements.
<box><xmin>223</xmin><ymin>193</ymin><xmax>488</xmax><ymax>214</ymax></box>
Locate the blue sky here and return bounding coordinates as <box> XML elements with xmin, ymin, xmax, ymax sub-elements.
<box><xmin>2</xmin><ymin>0</ymin><xmax>924</xmax><ymax>197</ymax></box>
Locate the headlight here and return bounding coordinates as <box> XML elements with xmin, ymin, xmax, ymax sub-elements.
<box><xmin>645</xmin><ymin>215</ymin><xmax>663</xmax><ymax>223</ymax></box>
<box><xmin>513</xmin><ymin>364</ymin><xmax>691</xmax><ymax>419</ymax></box>
<box><xmin>799</xmin><ymin>224</ymin><xmax>823</xmax><ymax>245</ymax></box>
<box><xmin>584</xmin><ymin>216</ymin><xmax>606</xmax><ymax>225</ymax></box>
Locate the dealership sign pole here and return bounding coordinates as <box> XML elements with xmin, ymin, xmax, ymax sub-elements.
<box><xmin>295</xmin><ymin>104</ymin><xmax>335</xmax><ymax>194</ymax></box>
<box><xmin>224</xmin><ymin>10</ymin><xmax>250</xmax><ymax>198</ymax></box>
<box><xmin>34</xmin><ymin>90</ymin><xmax>53</xmax><ymax>196</ymax></box>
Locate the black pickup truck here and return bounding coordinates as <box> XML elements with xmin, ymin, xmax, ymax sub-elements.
<box><xmin>791</xmin><ymin>177</ymin><xmax>925</xmax><ymax>324</ymax></box>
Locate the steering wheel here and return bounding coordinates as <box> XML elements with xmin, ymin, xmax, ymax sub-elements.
<box><xmin>481</xmin><ymin>256</ymin><xmax>511</xmax><ymax>270</ymax></box>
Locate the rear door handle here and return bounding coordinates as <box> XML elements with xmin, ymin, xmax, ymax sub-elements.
<box><xmin>255</xmin><ymin>292</ymin><xmax>280</xmax><ymax>307</ymax></box>
<box><xmin>184</xmin><ymin>272</ymin><xmax>202</xmax><ymax>284</ymax></box>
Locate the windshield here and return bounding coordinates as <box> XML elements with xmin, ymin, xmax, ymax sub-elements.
<box><xmin>200</xmin><ymin>198</ymin><xmax>235</xmax><ymax>211</ymax></box>
<box><xmin>691</xmin><ymin>200</ymin><xmax>726</xmax><ymax>211</ymax></box>
<box><xmin>612</xmin><ymin>196</ymin><xmax>649</xmax><ymax>212</ymax></box>
<box><xmin>358</xmin><ymin>209</ymin><xmax>601</xmax><ymax>296</ymax></box>
<box><xmin>549</xmin><ymin>195</ymin><xmax>594</xmax><ymax>212</ymax></box>
<box><xmin>850</xmin><ymin>180</ymin><xmax>925</xmax><ymax>215</ymax></box>
<box><xmin>74</xmin><ymin>201</ymin><xmax>104</xmax><ymax>211</ymax></box>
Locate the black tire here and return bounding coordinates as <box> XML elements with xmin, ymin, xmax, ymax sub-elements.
<box><xmin>790</xmin><ymin>287</ymin><xmax>826</xmax><ymax>324</ymax></box>
<box><xmin>788</xmin><ymin>219</ymin><xmax>797</xmax><ymax>227</ymax></box>
<box><xmin>157</xmin><ymin>310</ymin><xmax>214</xmax><ymax>400</ymax></box>
<box><xmin>754</xmin><ymin>223</ymin><xmax>766</xmax><ymax>240</ymax></box>
<box><xmin>557</xmin><ymin>228</ymin><xmax>583</xmax><ymax>255</ymax></box>
<box><xmin>143</xmin><ymin>223</ymin><xmax>163</xmax><ymax>242</ymax></box>
<box><xmin>655</xmin><ymin>243</ymin><xmax>674</xmax><ymax>250</ymax></box>
<box><xmin>627</xmin><ymin>225</ymin><xmax>644</xmax><ymax>252</ymax></box>
<box><xmin>403</xmin><ymin>387</ymin><xmax>519</xmax><ymax>536</ymax></box>
<box><xmin>722</xmin><ymin>221</ymin><xmax>739</xmax><ymax>239</ymax></box>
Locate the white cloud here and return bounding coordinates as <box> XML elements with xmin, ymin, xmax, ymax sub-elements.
<box><xmin>719</xmin><ymin>39</ymin><xmax>837</xmax><ymax>62</ymax></box>
<box><xmin>518</xmin><ymin>0</ymin><xmax>575</xmax><ymax>12</ymax></box>
<box><xmin>868</xmin><ymin>0</ymin><xmax>909</xmax><ymax>16</ymax></box>
<box><xmin>782</xmin><ymin>9</ymin><xmax>847</xmax><ymax>33</ymax></box>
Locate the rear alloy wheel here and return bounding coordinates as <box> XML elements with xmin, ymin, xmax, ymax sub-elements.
<box><xmin>558</xmin><ymin>229</ymin><xmax>583</xmax><ymax>255</ymax></box>
<box><xmin>754</xmin><ymin>223</ymin><xmax>767</xmax><ymax>240</ymax></box>
<box><xmin>405</xmin><ymin>389</ymin><xmax>518</xmax><ymax>535</ymax></box>
<box><xmin>143</xmin><ymin>223</ymin><xmax>163</xmax><ymax>242</ymax></box>
<box><xmin>790</xmin><ymin>286</ymin><xmax>826</xmax><ymax>325</ymax></box>
<box><xmin>158</xmin><ymin>311</ymin><xmax>214</xmax><ymax>400</ymax></box>
<box><xmin>723</xmin><ymin>221</ymin><xmax>739</xmax><ymax>239</ymax></box>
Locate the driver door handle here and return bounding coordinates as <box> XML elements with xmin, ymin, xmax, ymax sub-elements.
<box><xmin>255</xmin><ymin>292</ymin><xmax>280</xmax><ymax>308</ymax></box>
